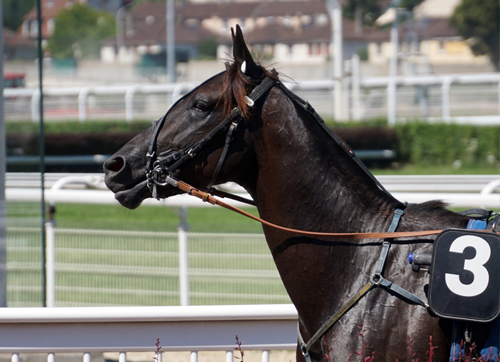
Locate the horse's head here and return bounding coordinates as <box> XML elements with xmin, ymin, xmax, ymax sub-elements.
<box><xmin>104</xmin><ymin>25</ymin><xmax>274</xmax><ymax>209</ymax></box>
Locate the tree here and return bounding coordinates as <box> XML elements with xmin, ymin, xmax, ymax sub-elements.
<box><xmin>47</xmin><ymin>4</ymin><xmax>115</xmax><ymax>59</ymax></box>
<box><xmin>343</xmin><ymin>0</ymin><xmax>424</xmax><ymax>27</ymax></box>
<box><xmin>343</xmin><ymin>0</ymin><xmax>383</xmax><ymax>27</ymax></box>
<box><xmin>399</xmin><ymin>0</ymin><xmax>425</xmax><ymax>11</ymax></box>
<box><xmin>3</xmin><ymin>0</ymin><xmax>36</xmax><ymax>31</ymax></box>
<box><xmin>450</xmin><ymin>0</ymin><xmax>500</xmax><ymax>71</ymax></box>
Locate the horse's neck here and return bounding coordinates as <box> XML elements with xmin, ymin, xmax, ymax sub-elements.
<box><xmin>247</xmin><ymin>92</ymin><xmax>401</xmax><ymax>234</ymax></box>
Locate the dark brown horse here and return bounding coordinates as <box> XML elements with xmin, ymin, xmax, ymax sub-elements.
<box><xmin>104</xmin><ymin>26</ymin><xmax>471</xmax><ymax>361</ymax></box>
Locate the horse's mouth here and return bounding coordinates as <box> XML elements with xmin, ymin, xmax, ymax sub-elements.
<box><xmin>113</xmin><ymin>180</ymin><xmax>151</xmax><ymax>209</ymax></box>
<box><xmin>113</xmin><ymin>179</ymin><xmax>184</xmax><ymax>209</ymax></box>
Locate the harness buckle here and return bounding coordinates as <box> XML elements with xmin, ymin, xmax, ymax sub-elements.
<box><xmin>371</xmin><ymin>273</ymin><xmax>382</xmax><ymax>286</ymax></box>
<box><xmin>300</xmin><ymin>345</ymin><xmax>311</xmax><ymax>361</ymax></box>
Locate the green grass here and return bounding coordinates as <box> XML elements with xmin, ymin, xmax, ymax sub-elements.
<box><xmin>5</xmin><ymin>120</ymin><xmax>152</xmax><ymax>134</ymax></box>
<box><xmin>7</xmin><ymin>201</ymin><xmax>264</xmax><ymax>233</ymax></box>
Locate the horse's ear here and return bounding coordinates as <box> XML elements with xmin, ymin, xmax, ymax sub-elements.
<box><xmin>231</xmin><ymin>25</ymin><xmax>261</xmax><ymax>80</ymax></box>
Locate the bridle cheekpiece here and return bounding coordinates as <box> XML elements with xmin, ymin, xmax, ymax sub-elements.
<box><xmin>145</xmin><ymin>73</ymin><xmax>276</xmax><ymax>199</ymax></box>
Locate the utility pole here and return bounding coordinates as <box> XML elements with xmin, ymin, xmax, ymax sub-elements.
<box><xmin>388</xmin><ymin>1</ymin><xmax>399</xmax><ymax>126</ymax></box>
<box><xmin>166</xmin><ymin>0</ymin><xmax>175</xmax><ymax>82</ymax></box>
<box><xmin>326</xmin><ymin>0</ymin><xmax>343</xmax><ymax>121</ymax></box>
<box><xmin>36</xmin><ymin>0</ymin><xmax>47</xmax><ymax>307</ymax></box>
<box><xmin>0</xmin><ymin>0</ymin><xmax>7</xmax><ymax>308</ymax></box>
<box><xmin>115</xmin><ymin>6</ymin><xmax>126</xmax><ymax>63</ymax></box>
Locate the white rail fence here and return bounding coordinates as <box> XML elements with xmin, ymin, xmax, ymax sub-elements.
<box><xmin>4</xmin><ymin>73</ymin><xmax>500</xmax><ymax>123</ymax></box>
<box><xmin>7</xmin><ymin>227</ymin><xmax>289</xmax><ymax>308</ymax></box>
<box><xmin>0</xmin><ymin>305</ymin><xmax>298</xmax><ymax>362</ymax></box>
<box><xmin>5</xmin><ymin>173</ymin><xmax>500</xmax><ymax>307</ymax></box>
<box><xmin>7</xmin><ymin>173</ymin><xmax>500</xmax><ymax>208</ymax></box>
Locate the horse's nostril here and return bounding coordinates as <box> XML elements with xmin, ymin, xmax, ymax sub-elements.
<box><xmin>104</xmin><ymin>156</ymin><xmax>125</xmax><ymax>173</ymax></box>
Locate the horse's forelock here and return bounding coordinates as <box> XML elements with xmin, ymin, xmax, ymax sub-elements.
<box><xmin>218</xmin><ymin>62</ymin><xmax>277</xmax><ymax>119</ymax></box>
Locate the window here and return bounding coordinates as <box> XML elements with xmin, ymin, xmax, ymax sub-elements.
<box><xmin>30</xmin><ymin>20</ymin><xmax>38</xmax><ymax>37</ymax></box>
<box><xmin>309</xmin><ymin>43</ymin><xmax>329</xmax><ymax>55</ymax></box>
<box><xmin>47</xmin><ymin>18</ymin><xmax>55</xmax><ymax>36</ymax></box>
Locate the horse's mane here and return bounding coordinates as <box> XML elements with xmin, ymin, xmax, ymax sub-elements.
<box><xmin>406</xmin><ymin>200</ymin><xmax>455</xmax><ymax>218</ymax></box>
<box><xmin>219</xmin><ymin>61</ymin><xmax>279</xmax><ymax>119</ymax></box>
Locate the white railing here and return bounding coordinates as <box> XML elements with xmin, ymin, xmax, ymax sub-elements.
<box><xmin>7</xmin><ymin>227</ymin><xmax>289</xmax><ymax>308</ymax></box>
<box><xmin>4</xmin><ymin>72</ymin><xmax>500</xmax><ymax>123</ymax></box>
<box><xmin>5</xmin><ymin>173</ymin><xmax>500</xmax><ymax>307</ymax></box>
<box><xmin>0</xmin><ymin>305</ymin><xmax>298</xmax><ymax>361</ymax></box>
<box><xmin>6</xmin><ymin>173</ymin><xmax>500</xmax><ymax>208</ymax></box>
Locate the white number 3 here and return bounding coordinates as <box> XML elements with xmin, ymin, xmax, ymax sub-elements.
<box><xmin>445</xmin><ymin>235</ymin><xmax>491</xmax><ymax>297</ymax></box>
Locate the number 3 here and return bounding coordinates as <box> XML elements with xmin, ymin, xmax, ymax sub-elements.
<box><xmin>445</xmin><ymin>235</ymin><xmax>491</xmax><ymax>297</ymax></box>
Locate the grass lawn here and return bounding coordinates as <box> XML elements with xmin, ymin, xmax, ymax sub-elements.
<box><xmin>7</xmin><ymin>201</ymin><xmax>264</xmax><ymax>233</ymax></box>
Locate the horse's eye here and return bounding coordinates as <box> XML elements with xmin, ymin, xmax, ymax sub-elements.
<box><xmin>192</xmin><ymin>100</ymin><xmax>209</xmax><ymax>113</ymax></box>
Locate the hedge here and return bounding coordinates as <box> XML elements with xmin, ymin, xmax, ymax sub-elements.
<box><xmin>5</xmin><ymin>120</ymin><xmax>500</xmax><ymax>169</ymax></box>
<box><xmin>394</xmin><ymin>122</ymin><xmax>500</xmax><ymax>167</ymax></box>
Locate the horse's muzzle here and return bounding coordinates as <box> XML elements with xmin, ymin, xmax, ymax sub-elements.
<box><xmin>103</xmin><ymin>155</ymin><xmax>131</xmax><ymax>194</ymax></box>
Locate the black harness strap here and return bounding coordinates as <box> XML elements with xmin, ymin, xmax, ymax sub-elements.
<box><xmin>297</xmin><ymin>208</ymin><xmax>429</xmax><ymax>362</ymax></box>
<box><xmin>275</xmin><ymin>81</ymin><xmax>392</xmax><ymax>198</ymax></box>
<box><xmin>206</xmin><ymin>77</ymin><xmax>277</xmax><ymax>189</ymax></box>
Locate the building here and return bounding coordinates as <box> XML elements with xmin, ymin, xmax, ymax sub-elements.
<box><xmin>101</xmin><ymin>0</ymin><xmax>377</xmax><ymax>65</ymax></box>
<box><xmin>367</xmin><ymin>0</ymin><xmax>490</xmax><ymax>73</ymax></box>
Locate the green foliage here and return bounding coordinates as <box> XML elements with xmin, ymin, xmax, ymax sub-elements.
<box><xmin>47</xmin><ymin>4</ymin><xmax>116</xmax><ymax>59</ymax></box>
<box><xmin>7</xmin><ymin>119</ymin><xmax>500</xmax><ymax>173</ymax></box>
<box><xmin>3</xmin><ymin>0</ymin><xmax>35</xmax><ymax>31</ymax></box>
<box><xmin>395</xmin><ymin>121</ymin><xmax>500</xmax><ymax>168</ymax></box>
<box><xmin>198</xmin><ymin>36</ymin><xmax>218</xmax><ymax>60</ymax></box>
<box><xmin>450</xmin><ymin>0</ymin><xmax>500</xmax><ymax>71</ymax></box>
<box><xmin>342</xmin><ymin>0</ymin><xmax>382</xmax><ymax>26</ymax></box>
<box><xmin>342</xmin><ymin>0</ymin><xmax>423</xmax><ymax>26</ymax></box>
<box><xmin>399</xmin><ymin>0</ymin><xmax>425</xmax><ymax>11</ymax></box>
<box><xmin>356</xmin><ymin>47</ymin><xmax>368</xmax><ymax>61</ymax></box>
<box><xmin>5</xmin><ymin>120</ymin><xmax>151</xmax><ymax>134</ymax></box>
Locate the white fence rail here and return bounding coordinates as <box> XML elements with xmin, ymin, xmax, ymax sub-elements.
<box><xmin>6</xmin><ymin>173</ymin><xmax>500</xmax><ymax>208</ymax></box>
<box><xmin>5</xmin><ymin>173</ymin><xmax>500</xmax><ymax>307</ymax></box>
<box><xmin>4</xmin><ymin>73</ymin><xmax>500</xmax><ymax>122</ymax></box>
<box><xmin>7</xmin><ymin>227</ymin><xmax>289</xmax><ymax>307</ymax></box>
<box><xmin>0</xmin><ymin>305</ymin><xmax>298</xmax><ymax>361</ymax></box>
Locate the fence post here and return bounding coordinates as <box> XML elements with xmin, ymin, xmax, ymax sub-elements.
<box><xmin>45</xmin><ymin>220</ymin><xmax>55</xmax><ymax>308</ymax></box>
<box><xmin>190</xmin><ymin>351</ymin><xmax>198</xmax><ymax>362</ymax></box>
<box><xmin>351</xmin><ymin>53</ymin><xmax>361</xmax><ymax>121</ymax></box>
<box><xmin>177</xmin><ymin>206</ymin><xmax>189</xmax><ymax>306</ymax></box>
<box><xmin>78</xmin><ymin>87</ymin><xmax>93</xmax><ymax>122</ymax></box>
<box><xmin>497</xmin><ymin>77</ymin><xmax>500</xmax><ymax>121</ymax></box>
<box><xmin>125</xmin><ymin>85</ymin><xmax>140</xmax><ymax>123</ymax></box>
<box><xmin>441</xmin><ymin>75</ymin><xmax>455</xmax><ymax>120</ymax></box>
<box><xmin>46</xmin><ymin>204</ymin><xmax>56</xmax><ymax>308</ymax></box>
<box><xmin>31</xmin><ymin>90</ymin><xmax>40</xmax><ymax>122</ymax></box>
<box><xmin>262</xmin><ymin>350</ymin><xmax>269</xmax><ymax>362</ymax></box>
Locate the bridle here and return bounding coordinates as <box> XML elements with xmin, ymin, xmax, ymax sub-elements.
<box><xmin>145</xmin><ymin>71</ymin><xmax>276</xmax><ymax>200</ymax></box>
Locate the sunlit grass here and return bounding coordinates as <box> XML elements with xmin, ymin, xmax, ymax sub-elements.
<box><xmin>7</xmin><ymin>201</ymin><xmax>263</xmax><ymax>233</ymax></box>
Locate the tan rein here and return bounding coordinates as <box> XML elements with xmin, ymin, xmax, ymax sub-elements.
<box><xmin>169</xmin><ymin>178</ymin><xmax>444</xmax><ymax>240</ymax></box>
